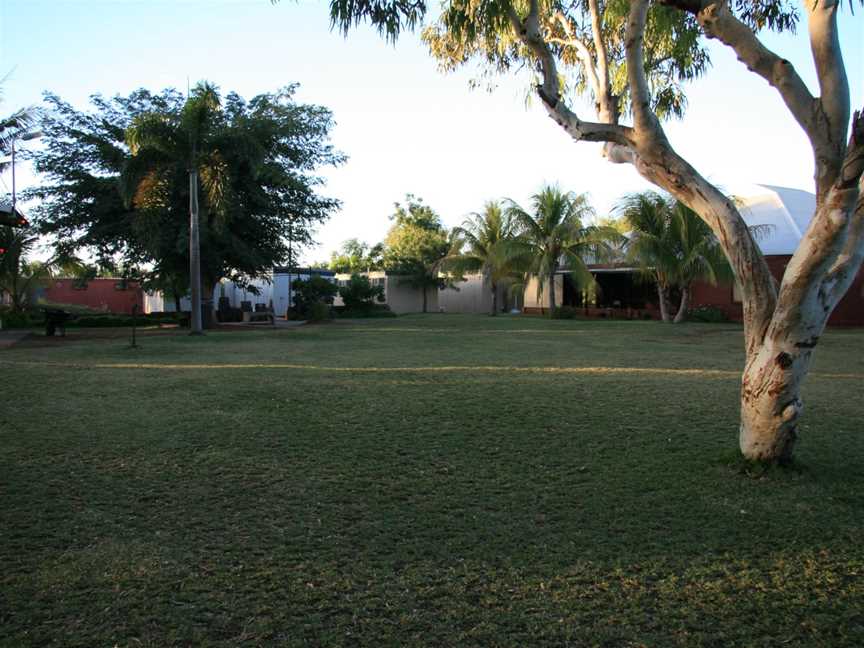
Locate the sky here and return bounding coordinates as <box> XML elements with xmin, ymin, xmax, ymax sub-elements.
<box><xmin>1</xmin><ymin>0</ymin><xmax>862</xmax><ymax>265</ymax></box>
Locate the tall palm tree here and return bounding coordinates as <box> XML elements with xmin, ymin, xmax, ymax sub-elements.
<box><xmin>441</xmin><ymin>201</ymin><xmax>531</xmax><ymax>315</ymax></box>
<box><xmin>123</xmin><ymin>82</ymin><xmax>236</xmax><ymax>332</ymax></box>
<box><xmin>617</xmin><ymin>191</ymin><xmax>732</xmax><ymax>323</ymax></box>
<box><xmin>507</xmin><ymin>185</ymin><xmax>619</xmax><ymax>314</ymax></box>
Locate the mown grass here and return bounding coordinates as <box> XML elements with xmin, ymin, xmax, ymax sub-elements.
<box><xmin>1</xmin><ymin>315</ymin><xmax>863</xmax><ymax>647</ymax></box>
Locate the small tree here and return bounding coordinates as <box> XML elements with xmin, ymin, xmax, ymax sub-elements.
<box><xmin>383</xmin><ymin>195</ymin><xmax>451</xmax><ymax>313</ymax></box>
<box><xmin>290</xmin><ymin>275</ymin><xmax>338</xmax><ymax>319</ymax></box>
<box><xmin>338</xmin><ymin>273</ymin><xmax>385</xmax><ymax>311</ymax></box>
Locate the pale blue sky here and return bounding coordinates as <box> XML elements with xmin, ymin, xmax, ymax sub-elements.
<box><xmin>1</xmin><ymin>0</ymin><xmax>861</xmax><ymax>264</ymax></box>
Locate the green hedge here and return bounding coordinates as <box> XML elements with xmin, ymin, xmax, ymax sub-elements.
<box><xmin>334</xmin><ymin>304</ymin><xmax>396</xmax><ymax>318</ymax></box>
<box><xmin>686</xmin><ymin>305</ymin><xmax>730</xmax><ymax>323</ymax></box>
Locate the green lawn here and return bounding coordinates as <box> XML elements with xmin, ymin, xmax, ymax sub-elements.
<box><xmin>2</xmin><ymin>315</ymin><xmax>863</xmax><ymax>647</ymax></box>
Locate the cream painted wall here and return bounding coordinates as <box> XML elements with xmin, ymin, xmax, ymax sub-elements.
<box><xmin>521</xmin><ymin>275</ymin><xmax>563</xmax><ymax>310</ymax></box>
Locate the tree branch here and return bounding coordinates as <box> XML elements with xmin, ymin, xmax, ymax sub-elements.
<box><xmin>587</xmin><ymin>0</ymin><xmax>613</xmax><ymax>119</ymax></box>
<box><xmin>551</xmin><ymin>11</ymin><xmax>601</xmax><ymax>99</ymax></box>
<box><xmin>820</xmin><ymin>110</ymin><xmax>864</xmax><ymax>305</ymax></box>
<box><xmin>807</xmin><ymin>0</ymin><xmax>850</xmax><ymax>192</ymax></box>
<box><xmin>624</xmin><ymin>0</ymin><xmax>665</xmax><ymax>139</ymax></box>
<box><xmin>506</xmin><ymin>4</ymin><xmax>635</xmax><ymax>148</ymax></box>
<box><xmin>771</xmin><ymin>109</ymin><xmax>864</xmax><ymax>339</ymax></box>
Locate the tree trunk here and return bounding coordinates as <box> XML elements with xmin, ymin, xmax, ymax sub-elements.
<box><xmin>490</xmin><ymin>281</ymin><xmax>498</xmax><ymax>316</ymax></box>
<box><xmin>189</xmin><ymin>169</ymin><xmax>203</xmax><ymax>335</ymax></box>
<box><xmin>548</xmin><ymin>272</ymin><xmax>557</xmax><ymax>313</ymax></box>
<box><xmin>673</xmin><ymin>285</ymin><xmax>690</xmax><ymax>323</ymax></box>
<box><xmin>422</xmin><ymin>286</ymin><xmax>427</xmax><ymax>313</ymax></box>
<box><xmin>656</xmin><ymin>284</ymin><xmax>671</xmax><ymax>322</ymax></box>
<box><xmin>738</xmin><ymin>340</ymin><xmax>813</xmax><ymax>462</ymax></box>
<box><xmin>173</xmin><ymin>293</ymin><xmax>182</xmax><ymax>314</ymax></box>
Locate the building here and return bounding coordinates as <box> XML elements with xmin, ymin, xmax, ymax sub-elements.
<box><xmin>42</xmin><ymin>278</ymin><xmax>144</xmax><ymax>314</ymax></box>
<box><xmin>143</xmin><ymin>268</ymin><xmax>336</xmax><ymax>315</ymax></box>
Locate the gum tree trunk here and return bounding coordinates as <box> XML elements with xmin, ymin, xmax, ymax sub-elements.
<box><xmin>738</xmin><ymin>340</ymin><xmax>811</xmax><ymax>462</ymax></box>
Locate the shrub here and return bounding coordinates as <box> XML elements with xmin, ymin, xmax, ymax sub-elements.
<box><xmin>551</xmin><ymin>306</ymin><xmax>578</xmax><ymax>319</ymax></box>
<box><xmin>0</xmin><ymin>308</ymin><xmax>42</xmax><ymax>329</ymax></box>
<box><xmin>291</xmin><ymin>275</ymin><xmax>338</xmax><ymax>318</ymax></box>
<box><xmin>334</xmin><ymin>304</ymin><xmax>396</xmax><ymax>318</ymax></box>
<box><xmin>307</xmin><ymin>302</ymin><xmax>332</xmax><ymax>322</ymax></box>
<box><xmin>687</xmin><ymin>305</ymin><xmax>729</xmax><ymax>323</ymax></box>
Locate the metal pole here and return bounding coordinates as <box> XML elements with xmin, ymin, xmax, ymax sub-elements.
<box><xmin>189</xmin><ymin>168</ymin><xmax>203</xmax><ymax>334</ymax></box>
<box><xmin>287</xmin><ymin>220</ymin><xmax>293</xmax><ymax>316</ymax></box>
<box><xmin>10</xmin><ymin>140</ymin><xmax>16</xmax><ymax>214</ymax></box>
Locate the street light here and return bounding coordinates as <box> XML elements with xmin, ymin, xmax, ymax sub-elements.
<box><xmin>1</xmin><ymin>129</ymin><xmax>42</xmax><ymax>227</ymax></box>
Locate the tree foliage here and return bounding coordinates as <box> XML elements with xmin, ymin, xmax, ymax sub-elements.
<box><xmin>329</xmin><ymin>238</ymin><xmax>384</xmax><ymax>273</ymax></box>
<box><xmin>0</xmin><ymin>226</ymin><xmax>52</xmax><ymax>312</ymax></box>
<box><xmin>616</xmin><ymin>191</ymin><xmax>731</xmax><ymax>322</ymax></box>
<box><xmin>290</xmin><ymin>274</ymin><xmax>338</xmax><ymax>318</ymax></box>
<box><xmin>507</xmin><ymin>185</ymin><xmax>621</xmax><ymax>311</ymax></box>
<box><xmin>28</xmin><ymin>83</ymin><xmax>343</xmax><ymax>296</ymax></box>
<box><xmin>442</xmin><ymin>200</ymin><xmax>532</xmax><ymax>314</ymax></box>
<box><xmin>383</xmin><ymin>194</ymin><xmax>451</xmax><ymax>311</ymax></box>
<box><xmin>338</xmin><ymin>273</ymin><xmax>386</xmax><ymax>309</ymax></box>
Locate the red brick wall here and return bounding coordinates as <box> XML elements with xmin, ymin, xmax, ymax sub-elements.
<box><xmin>44</xmin><ymin>278</ymin><xmax>144</xmax><ymax>314</ymax></box>
<box><xmin>690</xmin><ymin>255</ymin><xmax>864</xmax><ymax>326</ymax></box>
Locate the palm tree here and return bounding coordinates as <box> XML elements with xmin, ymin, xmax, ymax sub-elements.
<box><xmin>617</xmin><ymin>191</ymin><xmax>732</xmax><ymax>323</ymax></box>
<box><xmin>441</xmin><ymin>201</ymin><xmax>531</xmax><ymax>315</ymax></box>
<box><xmin>507</xmin><ymin>186</ymin><xmax>619</xmax><ymax>314</ymax></box>
<box><xmin>0</xmin><ymin>227</ymin><xmax>52</xmax><ymax>312</ymax></box>
<box><xmin>123</xmin><ymin>82</ymin><xmax>235</xmax><ymax>332</ymax></box>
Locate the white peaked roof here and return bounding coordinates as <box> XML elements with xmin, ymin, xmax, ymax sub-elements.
<box><xmin>731</xmin><ymin>184</ymin><xmax>816</xmax><ymax>256</ymax></box>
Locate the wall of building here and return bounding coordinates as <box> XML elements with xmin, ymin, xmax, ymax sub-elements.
<box><xmin>144</xmin><ymin>270</ymin><xmax>335</xmax><ymax>315</ymax></box>
<box><xmin>43</xmin><ymin>278</ymin><xmax>144</xmax><ymax>314</ymax></box>
<box><xmin>689</xmin><ymin>255</ymin><xmax>864</xmax><ymax>326</ymax></box>
<box><xmin>439</xmin><ymin>274</ymin><xmax>516</xmax><ymax>314</ymax></box>
<box><xmin>385</xmin><ymin>275</ymin><xmax>438</xmax><ymax>314</ymax></box>
<box><xmin>521</xmin><ymin>275</ymin><xmax>563</xmax><ymax>312</ymax></box>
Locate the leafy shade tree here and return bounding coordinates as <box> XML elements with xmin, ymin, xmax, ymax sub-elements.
<box><xmin>0</xmin><ymin>227</ymin><xmax>52</xmax><ymax>312</ymax></box>
<box><xmin>442</xmin><ymin>200</ymin><xmax>531</xmax><ymax>315</ymax></box>
<box><xmin>507</xmin><ymin>186</ymin><xmax>619</xmax><ymax>313</ymax></box>
<box><xmin>325</xmin><ymin>0</ymin><xmax>864</xmax><ymax>463</ymax></box>
<box><xmin>383</xmin><ymin>195</ymin><xmax>450</xmax><ymax>313</ymax></box>
<box><xmin>29</xmin><ymin>84</ymin><xmax>342</xmax><ymax>325</ymax></box>
<box><xmin>617</xmin><ymin>192</ymin><xmax>731</xmax><ymax>323</ymax></box>
<box><xmin>329</xmin><ymin>238</ymin><xmax>384</xmax><ymax>273</ymax></box>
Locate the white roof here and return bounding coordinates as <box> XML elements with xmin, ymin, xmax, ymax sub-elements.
<box><xmin>732</xmin><ymin>184</ymin><xmax>816</xmax><ymax>255</ymax></box>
